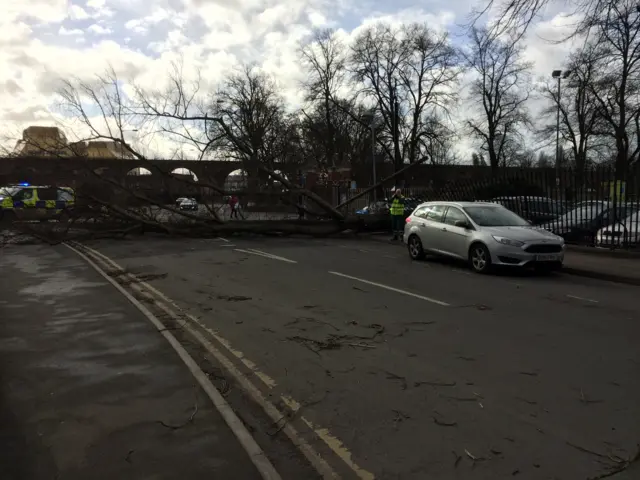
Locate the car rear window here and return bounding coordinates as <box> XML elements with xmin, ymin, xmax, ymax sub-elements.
<box><xmin>426</xmin><ymin>205</ymin><xmax>446</xmax><ymax>222</ymax></box>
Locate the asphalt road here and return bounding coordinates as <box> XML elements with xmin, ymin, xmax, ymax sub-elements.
<box><xmin>83</xmin><ymin>235</ymin><xmax>640</xmax><ymax>480</ymax></box>
<box><xmin>0</xmin><ymin>244</ymin><xmax>265</xmax><ymax>480</ymax></box>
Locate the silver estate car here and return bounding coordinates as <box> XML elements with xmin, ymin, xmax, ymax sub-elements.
<box><xmin>403</xmin><ymin>201</ymin><xmax>566</xmax><ymax>273</ymax></box>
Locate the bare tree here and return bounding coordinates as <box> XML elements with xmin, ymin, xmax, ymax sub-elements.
<box><xmin>586</xmin><ymin>0</ymin><xmax>640</xmax><ymax>177</ymax></box>
<box><xmin>299</xmin><ymin>98</ymin><xmax>372</xmax><ymax>170</ymax></box>
<box><xmin>501</xmin><ymin>138</ymin><xmax>536</xmax><ymax>167</ymax></box>
<box><xmin>538</xmin><ymin>45</ymin><xmax>604</xmax><ymax>176</ymax></box>
<box><xmin>472</xmin><ymin>0</ymin><xmax>613</xmax><ymax>41</ymax></box>
<box><xmin>420</xmin><ymin>115</ymin><xmax>460</xmax><ymax>164</ymax></box>
<box><xmin>350</xmin><ymin>22</ymin><xmax>461</xmax><ymax>171</ymax></box>
<box><xmin>300</xmin><ymin>29</ymin><xmax>347</xmax><ymax>168</ymax></box>
<box><xmin>463</xmin><ymin>27</ymin><xmax>532</xmax><ymax>173</ymax></box>
<box><xmin>533</xmin><ymin>150</ymin><xmax>554</xmax><ymax>167</ymax></box>
<box><xmin>471</xmin><ymin>152</ymin><xmax>488</xmax><ymax>166</ymax></box>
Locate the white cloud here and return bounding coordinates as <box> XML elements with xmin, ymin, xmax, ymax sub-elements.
<box><xmin>88</xmin><ymin>23</ymin><xmax>113</xmax><ymax>35</ymax></box>
<box><xmin>3</xmin><ymin>0</ymin><xmax>69</xmax><ymax>25</ymax></box>
<box><xmin>69</xmin><ymin>5</ymin><xmax>90</xmax><ymax>20</ymax></box>
<box><xmin>59</xmin><ymin>26</ymin><xmax>84</xmax><ymax>36</ymax></box>
<box><xmin>0</xmin><ymin>0</ymin><xmax>589</xmax><ymax>160</ymax></box>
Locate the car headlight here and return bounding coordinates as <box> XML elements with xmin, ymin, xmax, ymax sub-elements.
<box><xmin>492</xmin><ymin>236</ymin><xmax>524</xmax><ymax>247</ymax></box>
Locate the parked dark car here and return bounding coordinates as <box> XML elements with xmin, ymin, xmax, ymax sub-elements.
<box><xmin>355</xmin><ymin>201</ymin><xmax>390</xmax><ymax>215</ymax></box>
<box><xmin>541</xmin><ymin>203</ymin><xmax>639</xmax><ymax>244</ymax></box>
<box><xmin>354</xmin><ymin>196</ymin><xmax>425</xmax><ymax>231</ymax></box>
<box><xmin>178</xmin><ymin>198</ymin><xmax>198</xmax><ymax>211</ymax></box>
<box><xmin>492</xmin><ymin>196</ymin><xmax>568</xmax><ymax>225</ymax></box>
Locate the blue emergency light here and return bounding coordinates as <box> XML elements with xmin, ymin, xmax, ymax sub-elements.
<box><xmin>19</xmin><ymin>182</ymin><xmax>30</xmax><ymax>186</ymax></box>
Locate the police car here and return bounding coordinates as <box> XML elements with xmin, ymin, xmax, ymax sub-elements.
<box><xmin>0</xmin><ymin>183</ymin><xmax>75</xmax><ymax>222</ymax></box>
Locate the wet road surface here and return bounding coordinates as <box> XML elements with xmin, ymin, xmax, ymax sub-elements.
<box><xmin>0</xmin><ymin>245</ymin><xmax>267</xmax><ymax>480</ymax></box>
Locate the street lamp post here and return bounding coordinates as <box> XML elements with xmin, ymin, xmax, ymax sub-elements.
<box><xmin>551</xmin><ymin>69</ymin><xmax>572</xmax><ymax>184</ymax></box>
<box><xmin>370</xmin><ymin>123</ymin><xmax>377</xmax><ymax>202</ymax></box>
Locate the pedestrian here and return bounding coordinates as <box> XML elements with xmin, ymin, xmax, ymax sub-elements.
<box><xmin>229</xmin><ymin>195</ymin><xmax>239</xmax><ymax>219</ymax></box>
<box><xmin>389</xmin><ymin>188</ymin><xmax>405</xmax><ymax>241</ymax></box>
<box><xmin>297</xmin><ymin>194</ymin><xmax>305</xmax><ymax>220</ymax></box>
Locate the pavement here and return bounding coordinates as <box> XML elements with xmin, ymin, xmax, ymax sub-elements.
<box><xmin>0</xmin><ymin>244</ymin><xmax>268</xmax><ymax>480</ymax></box>
<box><xmin>71</xmin><ymin>235</ymin><xmax>640</xmax><ymax>480</ymax></box>
<box><xmin>562</xmin><ymin>247</ymin><xmax>640</xmax><ymax>286</ymax></box>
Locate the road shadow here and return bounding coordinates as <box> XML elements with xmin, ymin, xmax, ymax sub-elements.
<box><xmin>421</xmin><ymin>254</ymin><xmax>562</xmax><ymax>280</ymax></box>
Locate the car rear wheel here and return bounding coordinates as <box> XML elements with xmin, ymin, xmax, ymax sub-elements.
<box><xmin>469</xmin><ymin>243</ymin><xmax>492</xmax><ymax>274</ymax></box>
<box><xmin>408</xmin><ymin>235</ymin><xmax>425</xmax><ymax>260</ymax></box>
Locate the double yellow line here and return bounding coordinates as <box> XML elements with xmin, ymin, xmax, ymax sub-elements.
<box><xmin>65</xmin><ymin>241</ymin><xmax>375</xmax><ymax>480</ymax></box>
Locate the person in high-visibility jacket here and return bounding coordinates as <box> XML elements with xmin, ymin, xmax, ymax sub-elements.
<box><xmin>389</xmin><ymin>189</ymin><xmax>405</xmax><ymax>241</ymax></box>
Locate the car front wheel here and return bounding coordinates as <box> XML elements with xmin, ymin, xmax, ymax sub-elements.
<box><xmin>469</xmin><ymin>243</ymin><xmax>492</xmax><ymax>274</ymax></box>
<box><xmin>408</xmin><ymin>235</ymin><xmax>425</xmax><ymax>260</ymax></box>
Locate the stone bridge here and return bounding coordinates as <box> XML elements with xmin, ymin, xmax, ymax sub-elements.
<box><xmin>0</xmin><ymin>156</ymin><xmax>282</xmax><ymax>188</ymax></box>
<box><xmin>0</xmin><ymin>155</ymin><xmax>508</xmax><ymax>189</ymax></box>
<box><xmin>1</xmin><ymin>155</ymin><xmax>572</xmax><ymax>204</ymax></box>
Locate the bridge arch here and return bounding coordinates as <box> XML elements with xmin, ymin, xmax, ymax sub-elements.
<box><xmin>171</xmin><ymin>167</ymin><xmax>198</xmax><ymax>181</ymax></box>
<box><xmin>126</xmin><ymin>167</ymin><xmax>152</xmax><ymax>176</ymax></box>
<box><xmin>224</xmin><ymin>169</ymin><xmax>247</xmax><ymax>191</ymax></box>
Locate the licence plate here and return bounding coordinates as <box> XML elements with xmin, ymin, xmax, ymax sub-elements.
<box><xmin>536</xmin><ymin>254</ymin><xmax>559</xmax><ymax>261</ymax></box>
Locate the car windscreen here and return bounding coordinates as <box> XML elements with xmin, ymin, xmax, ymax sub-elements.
<box><xmin>463</xmin><ymin>206</ymin><xmax>530</xmax><ymax>226</ymax></box>
<box><xmin>556</xmin><ymin>204</ymin><xmax>606</xmax><ymax>223</ymax></box>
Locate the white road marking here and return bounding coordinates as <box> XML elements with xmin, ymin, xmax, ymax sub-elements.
<box><xmin>567</xmin><ymin>294</ymin><xmax>599</xmax><ymax>303</ymax></box>
<box><xmin>329</xmin><ymin>271</ymin><xmax>450</xmax><ymax>306</ymax></box>
<box><xmin>383</xmin><ymin>255</ymin><xmax>399</xmax><ymax>259</ymax></box>
<box><xmin>220</xmin><ymin>244</ymin><xmax>236</xmax><ymax>247</ymax></box>
<box><xmin>239</xmin><ymin>248</ymin><xmax>297</xmax><ymax>264</ymax></box>
<box><xmin>216</xmin><ymin>237</ymin><xmax>231</xmax><ymax>242</ymax></box>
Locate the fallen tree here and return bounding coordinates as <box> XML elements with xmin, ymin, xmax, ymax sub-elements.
<box><xmin>1</xmin><ymin>64</ymin><xmax>433</xmax><ymax>244</ymax></box>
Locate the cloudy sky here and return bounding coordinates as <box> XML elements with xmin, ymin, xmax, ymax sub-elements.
<box><xmin>1</xmin><ymin>0</ymin><xmax>580</xmax><ymax>158</ymax></box>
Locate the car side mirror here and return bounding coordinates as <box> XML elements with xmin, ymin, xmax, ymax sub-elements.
<box><xmin>454</xmin><ymin>220</ymin><xmax>470</xmax><ymax>229</ymax></box>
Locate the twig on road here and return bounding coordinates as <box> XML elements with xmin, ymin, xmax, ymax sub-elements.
<box><xmin>579</xmin><ymin>388</ymin><xmax>603</xmax><ymax>405</ymax></box>
<box><xmin>452</xmin><ymin>451</ymin><xmax>462</xmax><ymax>467</ymax></box>
<box><xmin>586</xmin><ymin>446</ymin><xmax>640</xmax><ymax>479</ymax></box>
<box><xmin>464</xmin><ymin>449</ymin><xmax>485</xmax><ymax>464</ymax></box>
<box><xmin>158</xmin><ymin>402</ymin><xmax>199</xmax><ymax>430</ymax></box>
<box><xmin>125</xmin><ymin>449</ymin><xmax>135</xmax><ymax>463</ymax></box>
<box><xmin>287</xmin><ymin>335</ymin><xmax>341</xmax><ymax>353</ymax></box>
<box><xmin>285</xmin><ymin>317</ymin><xmax>340</xmax><ymax>331</ymax></box>
<box><xmin>392</xmin><ymin>409</ymin><xmax>410</xmax><ymax>427</ymax></box>
<box><xmin>383</xmin><ymin>370</ymin><xmax>408</xmax><ymax>390</ymax></box>
<box><xmin>414</xmin><ymin>380</ymin><xmax>457</xmax><ymax>387</ymax></box>
<box><xmin>217</xmin><ymin>294</ymin><xmax>252</xmax><ymax>302</ymax></box>
<box><xmin>348</xmin><ymin>342</ymin><xmax>376</xmax><ymax>349</ymax></box>
<box><xmin>433</xmin><ymin>416</ymin><xmax>457</xmax><ymax>427</ymax></box>
<box><xmin>440</xmin><ymin>394</ymin><xmax>479</xmax><ymax>402</ymax></box>
<box><xmin>566</xmin><ymin>441</ymin><xmax>626</xmax><ymax>462</ymax></box>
